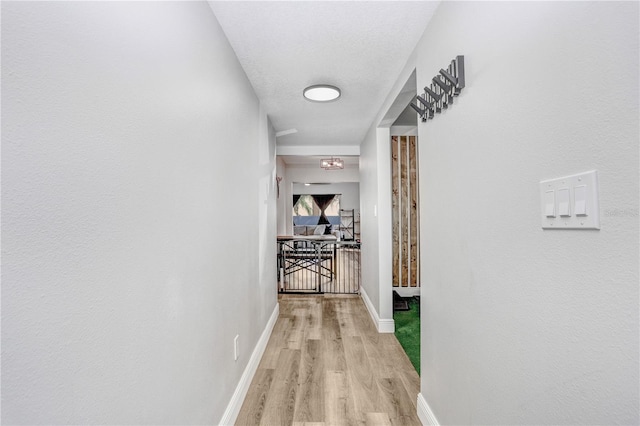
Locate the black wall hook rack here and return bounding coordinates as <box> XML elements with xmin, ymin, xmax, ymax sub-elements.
<box><xmin>411</xmin><ymin>55</ymin><xmax>465</xmax><ymax>122</ymax></box>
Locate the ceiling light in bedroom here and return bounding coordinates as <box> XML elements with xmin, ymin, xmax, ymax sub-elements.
<box><xmin>303</xmin><ymin>85</ymin><xmax>341</xmax><ymax>102</ymax></box>
<box><xmin>320</xmin><ymin>157</ymin><xmax>344</xmax><ymax>170</ymax></box>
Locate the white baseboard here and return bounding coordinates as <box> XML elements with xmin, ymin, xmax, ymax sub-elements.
<box><xmin>417</xmin><ymin>393</ymin><xmax>440</xmax><ymax>426</ymax></box>
<box><xmin>394</xmin><ymin>286</ymin><xmax>421</xmax><ymax>297</ymax></box>
<box><xmin>360</xmin><ymin>287</ymin><xmax>394</xmax><ymax>333</ymax></box>
<box><xmin>219</xmin><ymin>302</ymin><xmax>280</xmax><ymax>426</ymax></box>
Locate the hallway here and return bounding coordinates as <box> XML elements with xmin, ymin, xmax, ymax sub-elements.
<box><xmin>2</xmin><ymin>2</ymin><xmax>638</xmax><ymax>424</ymax></box>
<box><xmin>236</xmin><ymin>295</ymin><xmax>420</xmax><ymax>425</ymax></box>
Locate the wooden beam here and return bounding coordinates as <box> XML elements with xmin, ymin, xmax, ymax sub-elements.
<box><xmin>400</xmin><ymin>136</ymin><xmax>409</xmax><ymax>287</ymax></box>
<box><xmin>409</xmin><ymin>136</ymin><xmax>419</xmax><ymax>287</ymax></box>
<box><xmin>391</xmin><ymin>136</ymin><xmax>400</xmax><ymax>287</ymax></box>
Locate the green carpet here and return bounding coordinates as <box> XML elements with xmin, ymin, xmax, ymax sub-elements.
<box><xmin>394</xmin><ymin>298</ymin><xmax>420</xmax><ymax>374</ymax></box>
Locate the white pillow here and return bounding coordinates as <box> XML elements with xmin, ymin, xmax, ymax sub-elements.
<box><xmin>313</xmin><ymin>225</ymin><xmax>326</xmax><ymax>235</ymax></box>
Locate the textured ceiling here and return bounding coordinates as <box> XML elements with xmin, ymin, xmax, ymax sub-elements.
<box><xmin>209</xmin><ymin>1</ymin><xmax>439</xmax><ymax>150</ymax></box>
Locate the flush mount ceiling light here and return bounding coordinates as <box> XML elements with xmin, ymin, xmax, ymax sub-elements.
<box><xmin>320</xmin><ymin>157</ymin><xmax>344</xmax><ymax>170</ymax></box>
<box><xmin>303</xmin><ymin>85</ymin><xmax>341</xmax><ymax>102</ymax></box>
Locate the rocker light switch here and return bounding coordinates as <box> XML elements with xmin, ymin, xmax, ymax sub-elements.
<box><xmin>574</xmin><ymin>185</ymin><xmax>587</xmax><ymax>216</ymax></box>
<box><xmin>557</xmin><ymin>188</ymin><xmax>571</xmax><ymax>217</ymax></box>
<box><xmin>539</xmin><ymin>170</ymin><xmax>599</xmax><ymax>229</ymax></box>
<box><xmin>544</xmin><ymin>190</ymin><xmax>556</xmax><ymax>217</ymax></box>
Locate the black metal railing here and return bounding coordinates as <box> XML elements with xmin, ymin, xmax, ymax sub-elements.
<box><xmin>277</xmin><ymin>239</ymin><xmax>360</xmax><ymax>294</ymax></box>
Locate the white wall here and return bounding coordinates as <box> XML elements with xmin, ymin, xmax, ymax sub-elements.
<box><xmin>292</xmin><ymin>182</ymin><xmax>360</xmax><ymax>212</ymax></box>
<box><xmin>1</xmin><ymin>2</ymin><xmax>277</xmax><ymax>424</ymax></box>
<box><xmin>359</xmin><ymin>127</ymin><xmax>381</xmax><ymax>313</ymax></box>
<box><xmin>413</xmin><ymin>2</ymin><xmax>639</xmax><ymax>424</ymax></box>
<box><xmin>360</xmin><ymin>57</ymin><xmax>418</xmax><ymax>330</ymax></box>
<box><xmin>276</xmin><ymin>156</ymin><xmax>288</xmax><ymax>235</ymax></box>
<box><xmin>286</xmin><ymin>163</ymin><xmax>359</xmax><ymax>184</ymax></box>
<box><xmin>359</xmin><ymin>126</ymin><xmax>394</xmax><ymax>329</ymax></box>
<box><xmin>390</xmin><ymin>126</ymin><xmax>418</xmax><ymax>136</ymax></box>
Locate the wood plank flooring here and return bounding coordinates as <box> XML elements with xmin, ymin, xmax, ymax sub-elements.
<box><xmin>236</xmin><ymin>295</ymin><xmax>421</xmax><ymax>426</ymax></box>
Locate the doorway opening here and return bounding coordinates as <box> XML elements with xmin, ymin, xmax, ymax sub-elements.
<box><xmin>388</xmin><ymin>72</ymin><xmax>421</xmax><ymax>374</ymax></box>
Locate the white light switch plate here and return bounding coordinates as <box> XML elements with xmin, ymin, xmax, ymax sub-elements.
<box><xmin>539</xmin><ymin>170</ymin><xmax>600</xmax><ymax>230</ymax></box>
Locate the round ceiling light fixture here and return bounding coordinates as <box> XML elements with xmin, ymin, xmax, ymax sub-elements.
<box><xmin>303</xmin><ymin>84</ymin><xmax>341</xmax><ymax>102</ymax></box>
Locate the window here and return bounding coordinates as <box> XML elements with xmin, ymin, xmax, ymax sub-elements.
<box><xmin>293</xmin><ymin>194</ymin><xmax>340</xmax><ymax>225</ymax></box>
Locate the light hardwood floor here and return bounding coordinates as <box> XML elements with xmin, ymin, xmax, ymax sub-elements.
<box><xmin>236</xmin><ymin>295</ymin><xmax>421</xmax><ymax>426</ymax></box>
